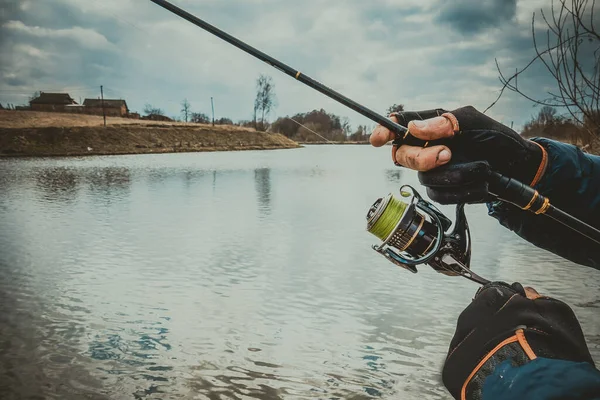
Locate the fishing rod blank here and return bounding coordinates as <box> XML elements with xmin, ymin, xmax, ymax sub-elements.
<box><xmin>148</xmin><ymin>0</ymin><xmax>431</xmax><ymax>145</ymax></box>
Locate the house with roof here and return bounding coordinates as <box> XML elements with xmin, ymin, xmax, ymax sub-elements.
<box><xmin>29</xmin><ymin>92</ymin><xmax>77</xmax><ymax>111</ymax></box>
<box><xmin>83</xmin><ymin>98</ymin><xmax>129</xmax><ymax>117</ymax></box>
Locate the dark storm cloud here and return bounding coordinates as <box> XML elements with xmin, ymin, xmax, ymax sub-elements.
<box><xmin>4</xmin><ymin>75</ymin><xmax>26</xmax><ymax>86</ymax></box>
<box><xmin>435</xmin><ymin>0</ymin><xmax>517</xmax><ymax>34</ymax></box>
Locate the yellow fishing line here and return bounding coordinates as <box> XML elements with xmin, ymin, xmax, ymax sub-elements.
<box><xmin>368</xmin><ymin>196</ymin><xmax>408</xmax><ymax>240</ymax></box>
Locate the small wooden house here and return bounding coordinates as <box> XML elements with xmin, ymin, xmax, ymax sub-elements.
<box><xmin>29</xmin><ymin>93</ymin><xmax>77</xmax><ymax>111</ymax></box>
<box><xmin>83</xmin><ymin>99</ymin><xmax>129</xmax><ymax>117</ymax></box>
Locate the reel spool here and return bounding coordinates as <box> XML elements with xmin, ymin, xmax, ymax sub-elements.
<box><xmin>366</xmin><ymin>185</ymin><xmax>489</xmax><ymax>285</ymax></box>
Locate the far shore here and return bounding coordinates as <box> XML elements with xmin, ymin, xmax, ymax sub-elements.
<box><xmin>298</xmin><ymin>141</ymin><xmax>370</xmax><ymax>145</ymax></box>
<box><xmin>0</xmin><ymin>110</ymin><xmax>301</xmax><ymax>157</ymax></box>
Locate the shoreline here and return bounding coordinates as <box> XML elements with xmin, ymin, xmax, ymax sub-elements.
<box><xmin>0</xmin><ymin>144</ymin><xmax>302</xmax><ymax>158</ymax></box>
<box><xmin>0</xmin><ymin>110</ymin><xmax>301</xmax><ymax>158</ymax></box>
<box><xmin>298</xmin><ymin>141</ymin><xmax>370</xmax><ymax>145</ymax></box>
<box><xmin>0</xmin><ymin>125</ymin><xmax>301</xmax><ymax>158</ymax></box>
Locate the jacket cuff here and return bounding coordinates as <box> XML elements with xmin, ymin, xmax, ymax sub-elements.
<box><xmin>528</xmin><ymin>137</ymin><xmax>586</xmax><ymax>197</ymax></box>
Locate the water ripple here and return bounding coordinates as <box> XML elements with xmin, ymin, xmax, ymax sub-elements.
<box><xmin>0</xmin><ymin>148</ymin><xmax>598</xmax><ymax>399</ymax></box>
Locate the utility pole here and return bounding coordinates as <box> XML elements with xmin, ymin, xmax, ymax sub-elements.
<box><xmin>100</xmin><ymin>85</ymin><xmax>106</xmax><ymax>127</ymax></box>
<box><xmin>211</xmin><ymin>97</ymin><xmax>215</xmax><ymax>126</ymax></box>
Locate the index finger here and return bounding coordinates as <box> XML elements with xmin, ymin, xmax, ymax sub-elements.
<box><xmin>369</xmin><ymin>115</ymin><xmax>399</xmax><ymax>147</ymax></box>
<box><xmin>407</xmin><ymin>116</ymin><xmax>455</xmax><ymax>141</ymax></box>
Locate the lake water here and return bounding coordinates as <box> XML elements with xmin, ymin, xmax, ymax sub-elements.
<box><xmin>1</xmin><ymin>145</ymin><xmax>599</xmax><ymax>400</ymax></box>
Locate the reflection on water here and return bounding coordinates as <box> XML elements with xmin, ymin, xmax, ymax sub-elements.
<box><xmin>255</xmin><ymin>168</ymin><xmax>271</xmax><ymax>217</ymax></box>
<box><xmin>35</xmin><ymin>166</ymin><xmax>81</xmax><ymax>203</ymax></box>
<box><xmin>0</xmin><ymin>146</ymin><xmax>599</xmax><ymax>400</ymax></box>
<box><xmin>385</xmin><ymin>169</ymin><xmax>403</xmax><ymax>185</ymax></box>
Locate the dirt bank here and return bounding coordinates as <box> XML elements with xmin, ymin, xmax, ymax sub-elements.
<box><xmin>298</xmin><ymin>141</ymin><xmax>369</xmax><ymax>145</ymax></box>
<box><xmin>0</xmin><ymin>111</ymin><xmax>300</xmax><ymax>157</ymax></box>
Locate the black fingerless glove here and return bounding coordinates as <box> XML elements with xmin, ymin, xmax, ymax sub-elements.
<box><xmin>443</xmin><ymin>282</ymin><xmax>595</xmax><ymax>400</ymax></box>
<box><xmin>443</xmin><ymin>106</ymin><xmax>544</xmax><ymax>184</ymax></box>
<box><xmin>395</xmin><ymin>106</ymin><xmax>546</xmax><ymax>204</ymax></box>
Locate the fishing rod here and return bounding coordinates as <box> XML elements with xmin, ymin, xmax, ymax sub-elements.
<box><xmin>150</xmin><ymin>0</ymin><xmax>600</xmax><ymax>284</ymax></box>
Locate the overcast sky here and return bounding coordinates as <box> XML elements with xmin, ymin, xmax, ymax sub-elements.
<box><xmin>0</xmin><ymin>0</ymin><xmax>573</xmax><ymax>131</ymax></box>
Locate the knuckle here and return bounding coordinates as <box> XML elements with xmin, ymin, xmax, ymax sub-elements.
<box><xmin>412</xmin><ymin>149</ymin><xmax>431</xmax><ymax>171</ymax></box>
<box><xmin>406</xmin><ymin>150</ymin><xmax>418</xmax><ymax>169</ymax></box>
<box><xmin>396</xmin><ymin>148</ymin><xmax>409</xmax><ymax>168</ymax></box>
<box><xmin>398</xmin><ymin>147</ymin><xmax>432</xmax><ymax>171</ymax></box>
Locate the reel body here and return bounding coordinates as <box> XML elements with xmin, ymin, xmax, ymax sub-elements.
<box><xmin>366</xmin><ymin>186</ymin><xmax>489</xmax><ymax>285</ymax></box>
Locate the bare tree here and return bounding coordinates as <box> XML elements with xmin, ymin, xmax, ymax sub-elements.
<box><xmin>253</xmin><ymin>74</ymin><xmax>276</xmax><ymax>131</ymax></box>
<box><xmin>143</xmin><ymin>104</ymin><xmax>165</xmax><ymax>116</ymax></box>
<box><xmin>190</xmin><ymin>112</ymin><xmax>210</xmax><ymax>124</ymax></box>
<box><xmin>341</xmin><ymin>117</ymin><xmax>352</xmax><ymax>136</ymax></box>
<box><xmin>386</xmin><ymin>104</ymin><xmax>405</xmax><ymax>115</ymax></box>
<box><xmin>538</xmin><ymin>105</ymin><xmax>560</xmax><ymax>124</ymax></box>
<box><xmin>181</xmin><ymin>99</ymin><xmax>191</xmax><ymax>123</ymax></box>
<box><xmin>253</xmin><ymin>94</ymin><xmax>260</xmax><ymax>129</ymax></box>
<box><xmin>488</xmin><ymin>0</ymin><xmax>600</xmax><ymax>136</ymax></box>
<box><xmin>29</xmin><ymin>91</ymin><xmax>41</xmax><ymax>102</ymax></box>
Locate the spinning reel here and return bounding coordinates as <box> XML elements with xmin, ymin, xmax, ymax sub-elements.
<box><xmin>366</xmin><ymin>186</ymin><xmax>490</xmax><ymax>285</ymax></box>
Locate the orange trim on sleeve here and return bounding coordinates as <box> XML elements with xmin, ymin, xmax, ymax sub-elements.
<box><xmin>516</xmin><ymin>329</ymin><xmax>537</xmax><ymax>360</ymax></box>
<box><xmin>460</xmin><ymin>335</ymin><xmax>519</xmax><ymax>400</ymax></box>
<box><xmin>460</xmin><ymin>330</ymin><xmax>539</xmax><ymax>400</ymax></box>
<box><xmin>529</xmin><ymin>141</ymin><xmax>548</xmax><ymax>187</ymax></box>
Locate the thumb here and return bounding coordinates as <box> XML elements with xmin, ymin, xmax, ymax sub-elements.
<box><xmin>524</xmin><ymin>287</ymin><xmax>542</xmax><ymax>300</ymax></box>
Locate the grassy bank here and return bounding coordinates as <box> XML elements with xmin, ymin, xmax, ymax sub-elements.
<box><xmin>0</xmin><ymin>110</ymin><xmax>300</xmax><ymax>157</ymax></box>
<box><xmin>298</xmin><ymin>141</ymin><xmax>369</xmax><ymax>145</ymax></box>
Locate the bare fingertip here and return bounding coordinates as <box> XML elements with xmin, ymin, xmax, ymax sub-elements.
<box><xmin>369</xmin><ymin>132</ymin><xmax>382</xmax><ymax>146</ymax></box>
<box><xmin>437</xmin><ymin>149</ymin><xmax>451</xmax><ymax>164</ymax></box>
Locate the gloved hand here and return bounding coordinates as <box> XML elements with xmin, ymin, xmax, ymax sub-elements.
<box><xmin>443</xmin><ymin>281</ymin><xmax>595</xmax><ymax>400</ymax></box>
<box><xmin>370</xmin><ymin>106</ymin><xmax>547</xmax><ymax>204</ymax></box>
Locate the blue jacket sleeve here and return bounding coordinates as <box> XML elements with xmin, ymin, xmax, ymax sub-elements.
<box><xmin>487</xmin><ymin>138</ymin><xmax>600</xmax><ymax>269</ymax></box>
<box><xmin>482</xmin><ymin>358</ymin><xmax>600</xmax><ymax>400</ymax></box>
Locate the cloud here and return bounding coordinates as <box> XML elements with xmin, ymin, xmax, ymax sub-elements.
<box><xmin>436</xmin><ymin>0</ymin><xmax>517</xmax><ymax>34</ymax></box>
<box><xmin>2</xmin><ymin>20</ymin><xmax>113</xmax><ymax>50</ymax></box>
<box><xmin>0</xmin><ymin>0</ymin><xmax>593</xmax><ymax>130</ymax></box>
<box><xmin>3</xmin><ymin>73</ymin><xmax>27</xmax><ymax>87</ymax></box>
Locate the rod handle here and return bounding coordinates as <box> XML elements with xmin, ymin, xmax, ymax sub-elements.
<box><xmin>488</xmin><ymin>171</ymin><xmax>600</xmax><ymax>244</ymax></box>
<box><xmin>487</xmin><ymin>172</ymin><xmax>549</xmax><ymax>213</ymax></box>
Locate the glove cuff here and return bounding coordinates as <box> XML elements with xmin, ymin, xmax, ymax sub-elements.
<box><xmin>456</xmin><ymin>328</ymin><xmax>535</xmax><ymax>400</ymax></box>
